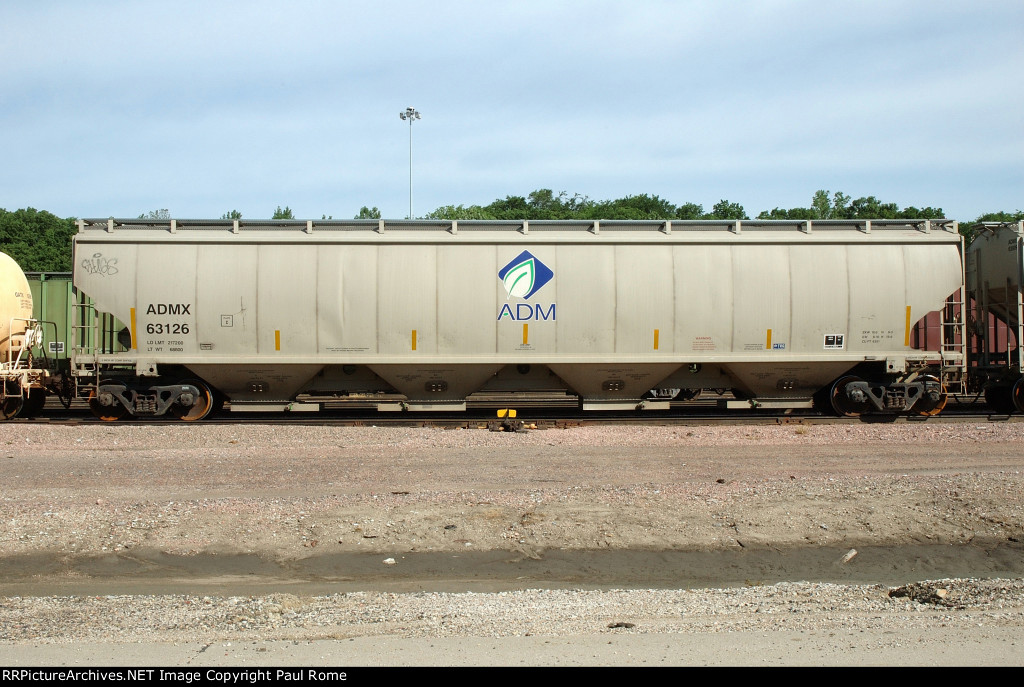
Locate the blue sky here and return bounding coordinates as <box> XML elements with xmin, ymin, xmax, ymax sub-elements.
<box><xmin>2</xmin><ymin>0</ymin><xmax>1021</xmax><ymax>221</ymax></box>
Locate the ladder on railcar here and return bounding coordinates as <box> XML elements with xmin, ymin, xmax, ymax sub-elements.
<box><xmin>70</xmin><ymin>295</ymin><xmax>99</xmax><ymax>399</ymax></box>
<box><xmin>70</xmin><ymin>292</ymin><xmax>134</xmax><ymax>400</ymax></box>
<box><xmin>939</xmin><ymin>294</ymin><xmax>967</xmax><ymax>394</ymax></box>
<box><xmin>910</xmin><ymin>293</ymin><xmax>967</xmax><ymax>394</ymax></box>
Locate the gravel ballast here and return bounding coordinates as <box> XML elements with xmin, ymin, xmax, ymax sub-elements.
<box><xmin>1</xmin><ymin>420</ymin><xmax>1022</xmax><ymax>665</ymax></box>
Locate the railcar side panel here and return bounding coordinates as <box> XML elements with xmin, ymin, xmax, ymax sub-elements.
<box><xmin>258</xmin><ymin>244</ymin><xmax>318</xmax><ymax>356</ymax></box>
<box><xmin>196</xmin><ymin>243</ymin><xmax>257</xmax><ymax>356</ymax></box>
<box><xmin>439</xmin><ymin>245</ymin><xmax>496</xmax><ymax>354</ymax></box>
<box><xmin>615</xmin><ymin>245</ymin><xmax>674</xmax><ymax>355</ymax></box>
<box><xmin>554</xmin><ymin>244</ymin><xmax>614</xmax><ymax>354</ymax></box>
<box><xmin>789</xmin><ymin>244</ymin><xmax>849</xmax><ymax>354</ymax></box>
<box><xmin>902</xmin><ymin>244</ymin><xmax>965</xmax><ymax>337</ymax></box>
<box><xmin>732</xmin><ymin>245</ymin><xmax>791</xmax><ymax>354</ymax></box>
<box><xmin>137</xmin><ymin>244</ymin><xmax>196</xmax><ymax>357</ymax></box>
<box><xmin>674</xmin><ymin>245</ymin><xmax>733</xmax><ymax>354</ymax></box>
<box><xmin>320</xmin><ymin>244</ymin><xmax>378</xmax><ymax>354</ymax></box>
<box><xmin>378</xmin><ymin>244</ymin><xmax>437</xmax><ymax>356</ymax></box>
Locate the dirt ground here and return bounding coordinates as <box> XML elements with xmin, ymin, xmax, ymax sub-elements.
<box><xmin>1</xmin><ymin>419</ymin><xmax>1023</xmax><ymax>665</ymax></box>
<box><xmin>2</xmin><ymin>421</ymin><xmax>1023</xmax><ymax>564</ymax></box>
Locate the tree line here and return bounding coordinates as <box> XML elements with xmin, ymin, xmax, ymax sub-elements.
<box><xmin>1</xmin><ymin>191</ymin><xmax>1022</xmax><ymax>271</ymax></box>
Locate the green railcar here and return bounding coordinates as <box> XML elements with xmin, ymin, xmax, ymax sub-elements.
<box><xmin>25</xmin><ymin>272</ymin><xmax>127</xmax><ymax>371</ymax></box>
<box><xmin>25</xmin><ymin>272</ymin><xmax>72</xmax><ymax>366</ymax></box>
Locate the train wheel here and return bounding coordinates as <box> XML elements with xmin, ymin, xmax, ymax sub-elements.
<box><xmin>1012</xmin><ymin>379</ymin><xmax>1024</xmax><ymax>414</ymax></box>
<box><xmin>913</xmin><ymin>376</ymin><xmax>947</xmax><ymax>417</ymax></box>
<box><xmin>830</xmin><ymin>376</ymin><xmax>868</xmax><ymax>417</ymax></box>
<box><xmin>1</xmin><ymin>386</ymin><xmax>23</xmax><ymax>420</ymax></box>
<box><xmin>985</xmin><ymin>386</ymin><xmax>1015</xmax><ymax>415</ymax></box>
<box><xmin>169</xmin><ymin>380</ymin><xmax>214</xmax><ymax>422</ymax></box>
<box><xmin>89</xmin><ymin>391</ymin><xmax>127</xmax><ymax>422</ymax></box>
<box><xmin>983</xmin><ymin>387</ymin><xmax>1015</xmax><ymax>413</ymax></box>
<box><xmin>19</xmin><ymin>389</ymin><xmax>47</xmax><ymax>418</ymax></box>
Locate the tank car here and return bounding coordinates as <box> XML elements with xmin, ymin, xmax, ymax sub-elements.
<box><xmin>70</xmin><ymin>217</ymin><xmax>964</xmax><ymax>420</ymax></box>
<box><xmin>965</xmin><ymin>220</ymin><xmax>1024</xmax><ymax>412</ymax></box>
<box><xmin>0</xmin><ymin>251</ymin><xmax>52</xmax><ymax>418</ymax></box>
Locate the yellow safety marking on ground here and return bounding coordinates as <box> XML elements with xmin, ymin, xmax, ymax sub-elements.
<box><xmin>766</xmin><ymin>328</ymin><xmax>773</xmax><ymax>350</ymax></box>
<box><xmin>129</xmin><ymin>308</ymin><xmax>137</xmax><ymax>350</ymax></box>
<box><xmin>412</xmin><ymin>329</ymin><xmax>417</xmax><ymax>351</ymax></box>
<box><xmin>523</xmin><ymin>323</ymin><xmax>529</xmax><ymax>345</ymax></box>
<box><xmin>275</xmin><ymin>329</ymin><xmax>281</xmax><ymax>351</ymax></box>
<box><xmin>653</xmin><ymin>329</ymin><xmax>660</xmax><ymax>350</ymax></box>
<box><xmin>904</xmin><ymin>306</ymin><xmax>912</xmax><ymax>346</ymax></box>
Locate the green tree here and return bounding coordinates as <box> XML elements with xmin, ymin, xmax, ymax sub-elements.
<box><xmin>425</xmin><ymin>204</ymin><xmax>496</xmax><ymax>220</ymax></box>
<box><xmin>831</xmin><ymin>191</ymin><xmax>851</xmax><ymax>218</ymax></box>
<box><xmin>706</xmin><ymin>200</ymin><xmax>748</xmax><ymax>220</ymax></box>
<box><xmin>484</xmin><ymin>195</ymin><xmax>530</xmax><ymax>219</ymax></box>
<box><xmin>975</xmin><ymin>210</ymin><xmax>1024</xmax><ymax>223</ymax></box>
<box><xmin>528</xmin><ymin>190</ymin><xmax>594</xmax><ymax>219</ymax></box>
<box><xmin>845</xmin><ymin>196</ymin><xmax>899</xmax><ymax>219</ymax></box>
<box><xmin>480</xmin><ymin>190</ymin><xmax>593</xmax><ymax>220</ymax></box>
<box><xmin>810</xmin><ymin>190</ymin><xmax>832</xmax><ymax>219</ymax></box>
<box><xmin>272</xmin><ymin>206</ymin><xmax>294</xmax><ymax>220</ymax></box>
<box><xmin>559</xmin><ymin>192</ymin><xmax>592</xmax><ymax>216</ymax></box>
<box><xmin>757</xmin><ymin>206</ymin><xmax>816</xmax><ymax>220</ymax></box>
<box><xmin>430</xmin><ymin>192</ymin><xmax>725</xmax><ymax>222</ymax></box>
<box><xmin>758</xmin><ymin>190</ymin><xmax>850</xmax><ymax>220</ymax></box>
<box><xmin>674</xmin><ymin>202</ymin><xmax>705</xmax><ymax>220</ymax></box>
<box><xmin>898</xmin><ymin>205</ymin><xmax>945</xmax><ymax>220</ymax></box>
<box><xmin>354</xmin><ymin>206</ymin><xmax>381</xmax><ymax>219</ymax></box>
<box><xmin>526</xmin><ymin>189</ymin><xmax>559</xmax><ymax>216</ymax></box>
<box><xmin>811</xmin><ymin>190</ymin><xmax>851</xmax><ymax>219</ymax></box>
<box><xmin>589</xmin><ymin>194</ymin><xmax>675</xmax><ymax>220</ymax></box>
<box><xmin>0</xmin><ymin>208</ymin><xmax>76</xmax><ymax>271</ymax></box>
<box><xmin>138</xmin><ymin>209</ymin><xmax>170</xmax><ymax>220</ymax></box>
<box><xmin>220</xmin><ymin>210</ymin><xmax>242</xmax><ymax>220</ymax></box>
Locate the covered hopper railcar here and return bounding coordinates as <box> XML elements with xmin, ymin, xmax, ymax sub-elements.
<box><xmin>965</xmin><ymin>220</ymin><xmax>1024</xmax><ymax>412</ymax></box>
<box><xmin>69</xmin><ymin>217</ymin><xmax>965</xmax><ymax>421</ymax></box>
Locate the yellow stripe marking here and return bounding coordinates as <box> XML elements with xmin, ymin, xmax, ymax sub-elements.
<box><xmin>129</xmin><ymin>308</ymin><xmax>137</xmax><ymax>350</ymax></box>
<box><xmin>275</xmin><ymin>329</ymin><xmax>281</xmax><ymax>351</ymax></box>
<box><xmin>522</xmin><ymin>323</ymin><xmax>529</xmax><ymax>345</ymax></box>
<box><xmin>653</xmin><ymin>328</ymin><xmax>660</xmax><ymax>350</ymax></box>
<box><xmin>411</xmin><ymin>329</ymin><xmax>417</xmax><ymax>351</ymax></box>
<box><xmin>904</xmin><ymin>306</ymin><xmax>912</xmax><ymax>347</ymax></box>
<box><xmin>766</xmin><ymin>328</ymin><xmax>772</xmax><ymax>350</ymax></box>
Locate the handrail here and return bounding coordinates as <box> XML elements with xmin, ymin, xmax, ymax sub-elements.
<box><xmin>77</xmin><ymin>217</ymin><xmax>962</xmax><ymax>236</ymax></box>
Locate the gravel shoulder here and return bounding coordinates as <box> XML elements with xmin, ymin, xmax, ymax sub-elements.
<box><xmin>1</xmin><ymin>420</ymin><xmax>1023</xmax><ymax>665</ymax></box>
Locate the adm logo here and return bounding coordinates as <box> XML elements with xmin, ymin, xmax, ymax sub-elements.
<box><xmin>497</xmin><ymin>251</ymin><xmax>556</xmax><ymax>321</ymax></box>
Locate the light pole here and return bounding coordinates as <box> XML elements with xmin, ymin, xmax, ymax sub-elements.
<box><xmin>399</xmin><ymin>106</ymin><xmax>421</xmax><ymax>219</ymax></box>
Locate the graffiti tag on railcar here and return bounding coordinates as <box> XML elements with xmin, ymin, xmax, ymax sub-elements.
<box><xmin>81</xmin><ymin>253</ymin><xmax>118</xmax><ymax>276</ymax></box>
